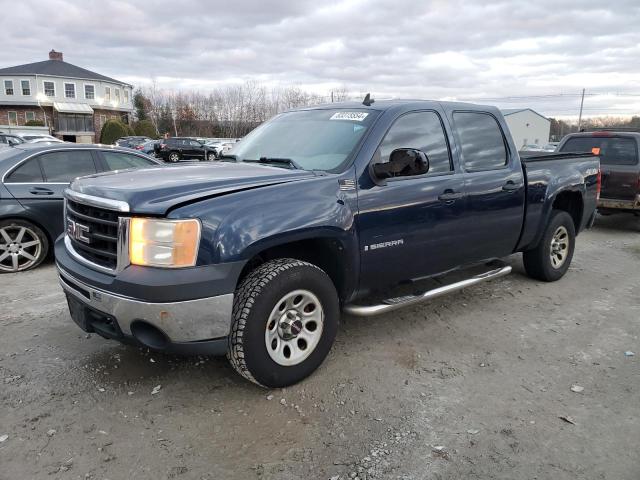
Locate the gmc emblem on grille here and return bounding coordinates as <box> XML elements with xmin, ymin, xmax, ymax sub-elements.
<box><xmin>67</xmin><ymin>219</ymin><xmax>90</xmax><ymax>244</ymax></box>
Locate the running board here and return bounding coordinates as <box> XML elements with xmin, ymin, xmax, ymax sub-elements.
<box><xmin>344</xmin><ymin>264</ymin><xmax>512</xmax><ymax>316</ymax></box>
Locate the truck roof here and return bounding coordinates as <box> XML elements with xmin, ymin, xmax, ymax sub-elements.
<box><xmin>292</xmin><ymin>99</ymin><xmax>500</xmax><ymax>114</ymax></box>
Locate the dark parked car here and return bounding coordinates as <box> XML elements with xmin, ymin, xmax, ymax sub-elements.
<box><xmin>115</xmin><ymin>136</ymin><xmax>152</xmax><ymax>149</ymax></box>
<box><xmin>157</xmin><ymin>137</ymin><xmax>217</xmax><ymax>162</ymax></box>
<box><xmin>558</xmin><ymin>132</ymin><xmax>639</xmax><ymax>214</ymax></box>
<box><xmin>56</xmin><ymin>99</ymin><xmax>599</xmax><ymax>387</ymax></box>
<box><xmin>0</xmin><ymin>134</ymin><xmax>26</xmax><ymax>146</ymax></box>
<box><xmin>0</xmin><ymin>144</ymin><xmax>160</xmax><ymax>273</ymax></box>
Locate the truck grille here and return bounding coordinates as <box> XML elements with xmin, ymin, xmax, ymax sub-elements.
<box><xmin>66</xmin><ymin>199</ymin><xmax>121</xmax><ymax>270</ymax></box>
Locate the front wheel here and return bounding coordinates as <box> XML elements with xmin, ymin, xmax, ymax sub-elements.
<box><xmin>168</xmin><ymin>151</ymin><xmax>180</xmax><ymax>163</ymax></box>
<box><xmin>227</xmin><ymin>258</ymin><xmax>339</xmax><ymax>387</ymax></box>
<box><xmin>206</xmin><ymin>151</ymin><xmax>216</xmax><ymax>161</ymax></box>
<box><xmin>523</xmin><ymin>210</ymin><xmax>576</xmax><ymax>282</ymax></box>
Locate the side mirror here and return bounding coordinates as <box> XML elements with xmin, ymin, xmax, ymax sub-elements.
<box><xmin>372</xmin><ymin>148</ymin><xmax>429</xmax><ymax>179</ymax></box>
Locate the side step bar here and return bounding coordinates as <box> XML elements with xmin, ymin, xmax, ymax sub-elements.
<box><xmin>344</xmin><ymin>264</ymin><xmax>512</xmax><ymax>317</ymax></box>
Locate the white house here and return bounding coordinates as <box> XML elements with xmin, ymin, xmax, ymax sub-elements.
<box><xmin>501</xmin><ymin>108</ymin><xmax>551</xmax><ymax>149</ymax></box>
<box><xmin>0</xmin><ymin>50</ymin><xmax>134</xmax><ymax>143</ymax></box>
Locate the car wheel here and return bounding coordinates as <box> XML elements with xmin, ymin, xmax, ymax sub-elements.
<box><xmin>168</xmin><ymin>152</ymin><xmax>180</xmax><ymax>163</ymax></box>
<box><xmin>0</xmin><ymin>220</ymin><xmax>49</xmax><ymax>273</ymax></box>
<box><xmin>207</xmin><ymin>151</ymin><xmax>216</xmax><ymax>161</ymax></box>
<box><xmin>227</xmin><ymin>258</ymin><xmax>340</xmax><ymax>388</ymax></box>
<box><xmin>523</xmin><ymin>210</ymin><xmax>575</xmax><ymax>282</ymax></box>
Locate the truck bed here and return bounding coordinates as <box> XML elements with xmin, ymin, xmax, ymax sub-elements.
<box><xmin>516</xmin><ymin>152</ymin><xmax>600</xmax><ymax>252</ymax></box>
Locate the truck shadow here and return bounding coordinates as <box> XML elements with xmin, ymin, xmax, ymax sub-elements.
<box><xmin>592</xmin><ymin>212</ymin><xmax>639</xmax><ymax>232</ymax></box>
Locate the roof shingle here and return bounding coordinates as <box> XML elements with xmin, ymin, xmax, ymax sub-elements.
<box><xmin>0</xmin><ymin>59</ymin><xmax>128</xmax><ymax>85</ymax></box>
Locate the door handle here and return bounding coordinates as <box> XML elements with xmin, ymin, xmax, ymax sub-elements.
<box><xmin>502</xmin><ymin>181</ymin><xmax>519</xmax><ymax>192</ymax></box>
<box><xmin>438</xmin><ymin>189</ymin><xmax>464</xmax><ymax>202</ymax></box>
<box><xmin>29</xmin><ymin>188</ymin><xmax>54</xmax><ymax>195</ymax></box>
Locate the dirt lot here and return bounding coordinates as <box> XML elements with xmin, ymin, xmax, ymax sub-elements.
<box><xmin>1</xmin><ymin>215</ymin><xmax>638</xmax><ymax>480</ymax></box>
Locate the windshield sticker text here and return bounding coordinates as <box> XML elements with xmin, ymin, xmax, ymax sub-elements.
<box><xmin>330</xmin><ymin>112</ymin><xmax>369</xmax><ymax>122</ymax></box>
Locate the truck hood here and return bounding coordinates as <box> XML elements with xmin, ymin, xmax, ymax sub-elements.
<box><xmin>69</xmin><ymin>162</ymin><xmax>316</xmax><ymax>215</ymax></box>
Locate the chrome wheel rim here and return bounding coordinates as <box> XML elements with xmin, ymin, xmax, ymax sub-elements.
<box><xmin>265</xmin><ymin>289</ymin><xmax>324</xmax><ymax>366</ymax></box>
<box><xmin>0</xmin><ymin>225</ymin><xmax>42</xmax><ymax>272</ymax></box>
<box><xmin>169</xmin><ymin>153</ymin><xmax>179</xmax><ymax>162</ymax></box>
<box><xmin>550</xmin><ymin>226</ymin><xmax>569</xmax><ymax>269</ymax></box>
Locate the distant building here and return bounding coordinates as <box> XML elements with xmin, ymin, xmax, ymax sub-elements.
<box><xmin>0</xmin><ymin>50</ymin><xmax>133</xmax><ymax>143</ymax></box>
<box><xmin>501</xmin><ymin>108</ymin><xmax>551</xmax><ymax>148</ymax></box>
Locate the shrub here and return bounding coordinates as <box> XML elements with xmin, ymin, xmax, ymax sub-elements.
<box><xmin>25</xmin><ymin>120</ymin><xmax>45</xmax><ymax>127</ymax></box>
<box><xmin>133</xmin><ymin>119</ymin><xmax>157</xmax><ymax>138</ymax></box>
<box><xmin>126</xmin><ymin>124</ymin><xmax>135</xmax><ymax>136</ymax></box>
<box><xmin>100</xmin><ymin>119</ymin><xmax>129</xmax><ymax>144</ymax></box>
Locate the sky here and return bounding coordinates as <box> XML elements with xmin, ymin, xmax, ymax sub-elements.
<box><xmin>3</xmin><ymin>0</ymin><xmax>640</xmax><ymax>118</ymax></box>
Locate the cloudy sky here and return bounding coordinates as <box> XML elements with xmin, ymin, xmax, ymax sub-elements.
<box><xmin>4</xmin><ymin>0</ymin><xmax>640</xmax><ymax>117</ymax></box>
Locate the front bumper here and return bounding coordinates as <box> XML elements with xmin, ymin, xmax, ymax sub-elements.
<box><xmin>55</xmin><ymin>229</ymin><xmax>241</xmax><ymax>356</ymax></box>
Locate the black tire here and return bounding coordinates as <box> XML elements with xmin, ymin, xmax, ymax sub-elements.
<box><xmin>206</xmin><ymin>151</ymin><xmax>216</xmax><ymax>161</ymax></box>
<box><xmin>168</xmin><ymin>151</ymin><xmax>181</xmax><ymax>163</ymax></box>
<box><xmin>0</xmin><ymin>219</ymin><xmax>49</xmax><ymax>273</ymax></box>
<box><xmin>227</xmin><ymin>258</ymin><xmax>340</xmax><ymax>388</ymax></box>
<box><xmin>523</xmin><ymin>210</ymin><xmax>575</xmax><ymax>282</ymax></box>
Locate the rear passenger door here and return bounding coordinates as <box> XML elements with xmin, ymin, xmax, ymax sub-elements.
<box><xmin>4</xmin><ymin>150</ymin><xmax>99</xmax><ymax>239</ymax></box>
<box><xmin>450</xmin><ymin>111</ymin><xmax>525</xmax><ymax>263</ymax></box>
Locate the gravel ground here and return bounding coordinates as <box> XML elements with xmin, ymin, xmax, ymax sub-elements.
<box><xmin>1</xmin><ymin>214</ymin><xmax>638</xmax><ymax>480</ymax></box>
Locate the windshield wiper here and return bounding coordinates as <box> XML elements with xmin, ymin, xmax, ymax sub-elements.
<box><xmin>243</xmin><ymin>157</ymin><xmax>304</xmax><ymax>170</ymax></box>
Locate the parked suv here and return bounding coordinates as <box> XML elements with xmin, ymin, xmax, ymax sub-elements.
<box><xmin>558</xmin><ymin>132</ymin><xmax>639</xmax><ymax>215</ymax></box>
<box><xmin>157</xmin><ymin>137</ymin><xmax>217</xmax><ymax>162</ymax></box>
<box><xmin>158</xmin><ymin>137</ymin><xmax>217</xmax><ymax>162</ymax></box>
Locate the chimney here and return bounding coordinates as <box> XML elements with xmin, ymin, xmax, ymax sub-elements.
<box><xmin>49</xmin><ymin>49</ymin><xmax>63</xmax><ymax>61</ymax></box>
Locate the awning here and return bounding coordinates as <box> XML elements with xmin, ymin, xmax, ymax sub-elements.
<box><xmin>53</xmin><ymin>102</ymin><xmax>94</xmax><ymax>114</ymax></box>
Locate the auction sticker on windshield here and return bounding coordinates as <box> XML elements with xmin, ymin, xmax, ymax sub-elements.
<box><xmin>330</xmin><ymin>112</ymin><xmax>369</xmax><ymax>121</ymax></box>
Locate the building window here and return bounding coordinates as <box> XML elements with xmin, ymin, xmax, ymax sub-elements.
<box><xmin>64</xmin><ymin>83</ymin><xmax>76</xmax><ymax>99</ymax></box>
<box><xmin>57</xmin><ymin>113</ymin><xmax>94</xmax><ymax>132</ymax></box>
<box><xmin>21</xmin><ymin>80</ymin><xmax>31</xmax><ymax>96</ymax></box>
<box><xmin>8</xmin><ymin>111</ymin><xmax>18</xmax><ymax>126</ymax></box>
<box><xmin>25</xmin><ymin>112</ymin><xmax>36</xmax><ymax>122</ymax></box>
<box><xmin>115</xmin><ymin>89</ymin><xmax>120</xmax><ymax>103</ymax></box>
<box><xmin>124</xmin><ymin>89</ymin><xmax>129</xmax><ymax>103</ymax></box>
<box><xmin>44</xmin><ymin>81</ymin><xmax>55</xmax><ymax>97</ymax></box>
<box><xmin>105</xmin><ymin>86</ymin><xmax>111</xmax><ymax>102</ymax></box>
<box><xmin>4</xmin><ymin>80</ymin><xmax>13</xmax><ymax>95</ymax></box>
<box><xmin>84</xmin><ymin>84</ymin><xmax>95</xmax><ymax>100</ymax></box>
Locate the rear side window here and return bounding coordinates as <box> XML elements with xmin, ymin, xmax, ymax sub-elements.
<box><xmin>454</xmin><ymin>112</ymin><xmax>508</xmax><ymax>171</ymax></box>
<box><xmin>560</xmin><ymin>137</ymin><xmax>638</xmax><ymax>165</ymax></box>
<box><xmin>102</xmin><ymin>151</ymin><xmax>154</xmax><ymax>170</ymax></box>
<box><xmin>6</xmin><ymin>159</ymin><xmax>44</xmax><ymax>183</ymax></box>
<box><xmin>38</xmin><ymin>151</ymin><xmax>97</xmax><ymax>182</ymax></box>
<box><xmin>378</xmin><ymin>111</ymin><xmax>452</xmax><ymax>174</ymax></box>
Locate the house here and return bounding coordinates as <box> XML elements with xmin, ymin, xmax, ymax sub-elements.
<box><xmin>0</xmin><ymin>50</ymin><xmax>133</xmax><ymax>143</ymax></box>
<box><xmin>501</xmin><ymin>108</ymin><xmax>551</xmax><ymax>148</ymax></box>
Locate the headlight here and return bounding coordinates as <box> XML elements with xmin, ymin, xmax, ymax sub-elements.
<box><xmin>129</xmin><ymin>218</ymin><xmax>201</xmax><ymax>268</ymax></box>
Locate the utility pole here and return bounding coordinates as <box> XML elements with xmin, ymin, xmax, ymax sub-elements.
<box><xmin>577</xmin><ymin>88</ymin><xmax>585</xmax><ymax>131</ymax></box>
<box><xmin>331</xmin><ymin>91</ymin><xmax>334</xmax><ymax>103</ymax></box>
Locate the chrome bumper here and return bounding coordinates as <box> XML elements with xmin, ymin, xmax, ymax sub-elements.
<box><xmin>58</xmin><ymin>267</ymin><xmax>234</xmax><ymax>342</ymax></box>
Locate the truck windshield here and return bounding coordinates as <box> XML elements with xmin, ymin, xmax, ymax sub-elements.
<box><xmin>226</xmin><ymin>109</ymin><xmax>378</xmax><ymax>172</ymax></box>
<box><xmin>560</xmin><ymin>137</ymin><xmax>638</xmax><ymax>165</ymax></box>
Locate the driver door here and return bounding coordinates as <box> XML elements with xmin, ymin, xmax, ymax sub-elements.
<box><xmin>356</xmin><ymin>110</ymin><xmax>469</xmax><ymax>291</ymax></box>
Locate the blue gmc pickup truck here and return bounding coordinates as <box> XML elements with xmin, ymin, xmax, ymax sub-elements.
<box><xmin>55</xmin><ymin>99</ymin><xmax>600</xmax><ymax>387</ymax></box>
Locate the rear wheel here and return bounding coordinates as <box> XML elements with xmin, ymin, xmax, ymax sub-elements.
<box><xmin>0</xmin><ymin>220</ymin><xmax>49</xmax><ymax>273</ymax></box>
<box><xmin>523</xmin><ymin>210</ymin><xmax>575</xmax><ymax>282</ymax></box>
<box><xmin>227</xmin><ymin>258</ymin><xmax>339</xmax><ymax>387</ymax></box>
